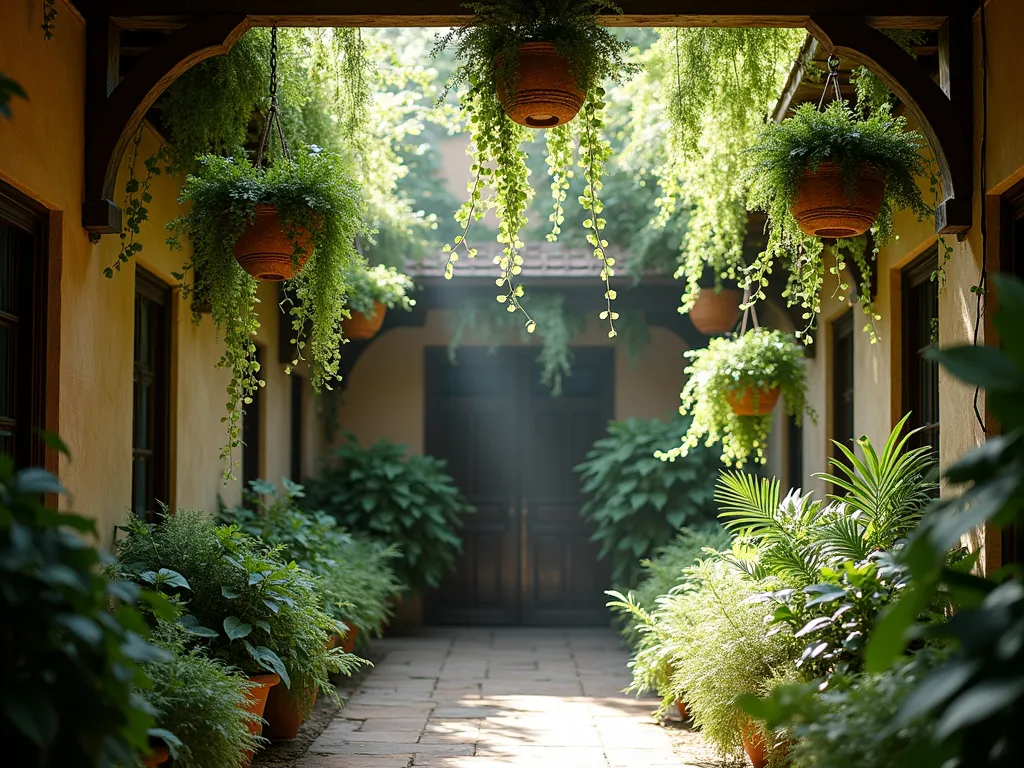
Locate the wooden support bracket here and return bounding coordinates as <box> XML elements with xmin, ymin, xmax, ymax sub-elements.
<box><xmin>82</xmin><ymin>14</ymin><xmax>250</xmax><ymax>232</ymax></box>
<box><xmin>806</xmin><ymin>13</ymin><xmax>973</xmax><ymax>235</ymax></box>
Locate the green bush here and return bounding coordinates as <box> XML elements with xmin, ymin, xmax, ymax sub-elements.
<box><xmin>576</xmin><ymin>417</ymin><xmax>721</xmax><ymax>587</ymax></box>
<box><xmin>0</xmin><ymin>454</ymin><xmax>164</xmax><ymax>767</ymax></box>
<box><xmin>219</xmin><ymin>479</ymin><xmax>404</xmax><ymax>640</ymax></box>
<box><xmin>631</xmin><ymin>525</ymin><xmax>732</xmax><ymax>613</ymax></box>
<box><xmin>114</xmin><ymin>510</ymin><xmax>362</xmax><ymax>714</ymax></box>
<box><xmin>303</xmin><ymin>437</ymin><xmax>472</xmax><ymax>593</ymax></box>
<box><xmin>141</xmin><ymin>621</ymin><xmax>261</xmax><ymax>768</ymax></box>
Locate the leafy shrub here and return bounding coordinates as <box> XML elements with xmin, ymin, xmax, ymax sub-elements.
<box><xmin>141</xmin><ymin>621</ymin><xmax>260</xmax><ymax>768</ymax></box>
<box><xmin>576</xmin><ymin>417</ymin><xmax>722</xmax><ymax>587</ymax></box>
<box><xmin>219</xmin><ymin>479</ymin><xmax>404</xmax><ymax>639</ymax></box>
<box><xmin>1</xmin><ymin>454</ymin><xmax>164</xmax><ymax>766</ymax></box>
<box><xmin>114</xmin><ymin>510</ymin><xmax>361</xmax><ymax>712</ymax></box>
<box><xmin>167</xmin><ymin>149</ymin><xmax>366</xmax><ymax>477</ymax></box>
<box><xmin>658</xmin><ymin>328</ymin><xmax>812</xmax><ymax>466</ymax></box>
<box><xmin>630</xmin><ymin>525</ymin><xmax>732</xmax><ymax>614</ymax></box>
<box><xmin>303</xmin><ymin>437</ymin><xmax>472</xmax><ymax>592</ymax></box>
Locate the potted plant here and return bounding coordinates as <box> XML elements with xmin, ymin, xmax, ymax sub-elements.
<box><xmin>436</xmin><ymin>0</ymin><xmax>636</xmax><ymax>338</ymax></box>
<box><xmin>744</xmin><ymin>100</ymin><xmax>931</xmax><ymax>335</ymax></box>
<box><xmin>689</xmin><ymin>285</ymin><xmax>743</xmax><ymax>335</ymax></box>
<box><xmin>139</xmin><ymin>621</ymin><xmax>261</xmax><ymax>768</ymax></box>
<box><xmin>303</xmin><ymin>436</ymin><xmax>473</xmax><ymax>627</ymax></box>
<box><xmin>342</xmin><ymin>264</ymin><xmax>417</xmax><ymax>340</ymax></box>
<box><xmin>113</xmin><ymin>510</ymin><xmax>365</xmax><ymax>761</ymax></box>
<box><xmin>168</xmin><ymin>148</ymin><xmax>366</xmax><ymax>478</ymax></box>
<box><xmin>656</xmin><ymin>329</ymin><xmax>811</xmax><ymax>467</ymax></box>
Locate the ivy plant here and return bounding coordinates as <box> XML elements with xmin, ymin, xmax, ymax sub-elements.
<box><xmin>344</xmin><ymin>263</ymin><xmax>417</xmax><ymax>319</ymax></box>
<box><xmin>575</xmin><ymin>417</ymin><xmax>722</xmax><ymax>587</ymax></box>
<box><xmin>745</xmin><ymin>101</ymin><xmax>932</xmax><ymax>339</ymax></box>
<box><xmin>1</xmin><ymin>451</ymin><xmax>167</xmax><ymax>766</ymax></box>
<box><xmin>302</xmin><ymin>436</ymin><xmax>472</xmax><ymax>593</ymax></box>
<box><xmin>435</xmin><ymin>0</ymin><xmax>636</xmax><ymax>337</ymax></box>
<box><xmin>658</xmin><ymin>328</ymin><xmax>812</xmax><ymax>467</ymax></box>
<box><xmin>167</xmin><ymin>149</ymin><xmax>366</xmax><ymax>478</ymax></box>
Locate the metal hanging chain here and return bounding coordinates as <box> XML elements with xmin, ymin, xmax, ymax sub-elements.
<box><xmin>816</xmin><ymin>54</ymin><xmax>844</xmax><ymax>111</ymax></box>
<box><xmin>256</xmin><ymin>26</ymin><xmax>292</xmax><ymax>167</ymax></box>
<box><xmin>739</xmin><ymin>283</ymin><xmax>761</xmax><ymax>336</ymax></box>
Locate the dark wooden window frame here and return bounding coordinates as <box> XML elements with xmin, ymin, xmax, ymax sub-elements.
<box><xmin>0</xmin><ymin>182</ymin><xmax>50</xmax><ymax>468</ymax></box>
<box><xmin>242</xmin><ymin>344</ymin><xmax>264</xmax><ymax>492</ymax></box>
<box><xmin>132</xmin><ymin>268</ymin><xmax>171</xmax><ymax>519</ymax></box>
<box><xmin>901</xmin><ymin>248</ymin><xmax>940</xmax><ymax>460</ymax></box>
<box><xmin>831</xmin><ymin>310</ymin><xmax>856</xmax><ymax>463</ymax></box>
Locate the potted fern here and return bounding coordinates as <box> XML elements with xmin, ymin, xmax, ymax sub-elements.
<box><xmin>168</xmin><ymin>149</ymin><xmax>365</xmax><ymax>476</ymax></box>
<box><xmin>342</xmin><ymin>264</ymin><xmax>417</xmax><ymax>340</ymax></box>
<box><xmin>656</xmin><ymin>329</ymin><xmax>811</xmax><ymax>467</ymax></box>
<box><xmin>436</xmin><ymin>0</ymin><xmax>636</xmax><ymax>338</ymax></box>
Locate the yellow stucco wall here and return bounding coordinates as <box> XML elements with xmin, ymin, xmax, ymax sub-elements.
<box><xmin>0</xmin><ymin>2</ymin><xmax>318</xmax><ymax>546</ymax></box>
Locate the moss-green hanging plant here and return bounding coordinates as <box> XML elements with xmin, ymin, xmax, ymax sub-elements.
<box><xmin>434</xmin><ymin>0</ymin><xmax>636</xmax><ymax>338</ymax></box>
<box><xmin>344</xmin><ymin>263</ymin><xmax>417</xmax><ymax>319</ymax></box>
<box><xmin>744</xmin><ymin>100</ymin><xmax>931</xmax><ymax>341</ymax></box>
<box><xmin>168</xmin><ymin>149</ymin><xmax>365</xmax><ymax>477</ymax></box>
<box><xmin>657</xmin><ymin>328</ymin><xmax>812</xmax><ymax>467</ymax></box>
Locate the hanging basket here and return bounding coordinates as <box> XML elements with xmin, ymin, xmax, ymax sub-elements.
<box><xmin>727</xmin><ymin>386</ymin><xmax>781</xmax><ymax>417</ymax></box>
<box><xmin>495</xmin><ymin>42</ymin><xmax>586</xmax><ymax>128</ymax></box>
<box><xmin>233</xmin><ymin>204</ymin><xmax>315</xmax><ymax>282</ymax></box>
<box><xmin>342</xmin><ymin>302</ymin><xmax>387</xmax><ymax>340</ymax></box>
<box><xmin>690</xmin><ymin>288</ymin><xmax>743</xmax><ymax>335</ymax></box>
<box><xmin>790</xmin><ymin>161</ymin><xmax>885</xmax><ymax>239</ymax></box>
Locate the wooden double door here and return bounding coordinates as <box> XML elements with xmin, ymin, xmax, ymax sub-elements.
<box><xmin>424</xmin><ymin>347</ymin><xmax>613</xmax><ymax>625</ymax></box>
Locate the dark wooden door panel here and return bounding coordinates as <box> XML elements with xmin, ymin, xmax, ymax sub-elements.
<box><xmin>424</xmin><ymin>346</ymin><xmax>613</xmax><ymax>626</ymax></box>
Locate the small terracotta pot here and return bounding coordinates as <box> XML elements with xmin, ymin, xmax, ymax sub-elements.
<box><xmin>241</xmin><ymin>672</ymin><xmax>281</xmax><ymax>766</ymax></box>
<box><xmin>740</xmin><ymin>719</ymin><xmax>769</xmax><ymax>768</ymax></box>
<box><xmin>233</xmin><ymin>204</ymin><xmax>314</xmax><ymax>282</ymax></box>
<box><xmin>495</xmin><ymin>42</ymin><xmax>586</xmax><ymax>128</ymax></box>
<box><xmin>263</xmin><ymin>683</ymin><xmax>316</xmax><ymax>741</ymax></box>
<box><xmin>675</xmin><ymin>700</ymin><xmax>689</xmax><ymax>720</ymax></box>
<box><xmin>342</xmin><ymin>302</ymin><xmax>387</xmax><ymax>340</ymax></box>
<box><xmin>790</xmin><ymin>161</ymin><xmax>885</xmax><ymax>239</ymax></box>
<box><xmin>727</xmin><ymin>387</ymin><xmax>781</xmax><ymax>417</ymax></box>
<box><xmin>690</xmin><ymin>288</ymin><xmax>742</xmax><ymax>335</ymax></box>
<box><xmin>341</xmin><ymin>626</ymin><xmax>360</xmax><ymax>654</ymax></box>
<box><xmin>140</xmin><ymin>743</ymin><xmax>169</xmax><ymax>768</ymax></box>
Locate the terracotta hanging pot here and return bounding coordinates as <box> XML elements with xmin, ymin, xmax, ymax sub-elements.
<box><xmin>690</xmin><ymin>288</ymin><xmax>743</xmax><ymax>335</ymax></box>
<box><xmin>727</xmin><ymin>386</ymin><xmax>781</xmax><ymax>417</ymax></box>
<box><xmin>343</xmin><ymin>302</ymin><xmax>387</xmax><ymax>340</ymax></box>
<box><xmin>495</xmin><ymin>42</ymin><xmax>586</xmax><ymax>128</ymax></box>
<box><xmin>233</xmin><ymin>204</ymin><xmax>315</xmax><ymax>282</ymax></box>
<box><xmin>342</xmin><ymin>626</ymin><xmax>360</xmax><ymax>654</ymax></box>
<box><xmin>790</xmin><ymin>161</ymin><xmax>886</xmax><ymax>239</ymax></box>
<box><xmin>140</xmin><ymin>743</ymin><xmax>169</xmax><ymax>768</ymax></box>
<box><xmin>740</xmin><ymin>719</ymin><xmax>769</xmax><ymax>768</ymax></box>
<box><xmin>241</xmin><ymin>672</ymin><xmax>281</xmax><ymax>767</ymax></box>
<box><xmin>263</xmin><ymin>683</ymin><xmax>316</xmax><ymax>741</ymax></box>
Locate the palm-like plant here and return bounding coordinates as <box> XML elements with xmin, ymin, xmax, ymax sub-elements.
<box><xmin>714</xmin><ymin>416</ymin><xmax>935</xmax><ymax>588</ymax></box>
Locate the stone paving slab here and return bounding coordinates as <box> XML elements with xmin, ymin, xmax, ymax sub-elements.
<box><xmin>297</xmin><ymin>627</ymin><xmax>721</xmax><ymax>768</ymax></box>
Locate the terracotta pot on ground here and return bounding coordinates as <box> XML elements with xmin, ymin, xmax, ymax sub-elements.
<box><xmin>241</xmin><ymin>672</ymin><xmax>281</xmax><ymax>767</ymax></box>
<box><xmin>263</xmin><ymin>683</ymin><xmax>316</xmax><ymax>741</ymax></box>
<box><xmin>233</xmin><ymin>204</ymin><xmax>314</xmax><ymax>282</ymax></box>
<box><xmin>740</xmin><ymin>719</ymin><xmax>769</xmax><ymax>768</ymax></box>
<box><xmin>690</xmin><ymin>288</ymin><xmax>743</xmax><ymax>335</ymax></box>
<box><xmin>675</xmin><ymin>700</ymin><xmax>689</xmax><ymax>720</ymax></box>
<box><xmin>727</xmin><ymin>387</ymin><xmax>781</xmax><ymax>417</ymax></box>
<box><xmin>790</xmin><ymin>161</ymin><xmax>885</xmax><ymax>239</ymax></box>
<box><xmin>342</xmin><ymin>302</ymin><xmax>387</xmax><ymax>340</ymax></box>
<box><xmin>341</xmin><ymin>626</ymin><xmax>360</xmax><ymax>654</ymax></box>
<box><xmin>495</xmin><ymin>42</ymin><xmax>586</xmax><ymax>128</ymax></box>
<box><xmin>140</xmin><ymin>743</ymin><xmax>169</xmax><ymax>768</ymax></box>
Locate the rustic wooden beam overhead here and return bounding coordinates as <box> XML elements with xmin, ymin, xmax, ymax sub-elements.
<box><xmin>74</xmin><ymin>1</ymin><xmax>956</xmax><ymax>28</ymax></box>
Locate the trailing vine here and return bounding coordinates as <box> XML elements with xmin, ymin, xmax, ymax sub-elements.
<box><xmin>545</xmin><ymin>123</ymin><xmax>574</xmax><ymax>242</ymax></box>
<box><xmin>42</xmin><ymin>0</ymin><xmax>57</xmax><ymax>40</ymax></box>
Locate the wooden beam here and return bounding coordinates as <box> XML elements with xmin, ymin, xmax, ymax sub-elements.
<box><xmin>74</xmin><ymin>1</ymin><xmax>955</xmax><ymax>28</ymax></box>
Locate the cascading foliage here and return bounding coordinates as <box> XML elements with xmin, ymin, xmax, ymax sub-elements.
<box><xmin>435</xmin><ymin>0</ymin><xmax>637</xmax><ymax>338</ymax></box>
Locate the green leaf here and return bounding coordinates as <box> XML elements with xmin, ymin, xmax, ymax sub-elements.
<box><xmin>221</xmin><ymin>585</ymin><xmax>241</xmax><ymax>599</ymax></box>
<box><xmin>223</xmin><ymin>616</ymin><xmax>252</xmax><ymax>640</ymax></box>
<box><xmin>4</xmin><ymin>690</ymin><xmax>58</xmax><ymax>747</ymax></box>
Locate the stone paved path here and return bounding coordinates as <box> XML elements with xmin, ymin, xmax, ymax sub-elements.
<box><xmin>297</xmin><ymin>627</ymin><xmax>697</xmax><ymax>767</ymax></box>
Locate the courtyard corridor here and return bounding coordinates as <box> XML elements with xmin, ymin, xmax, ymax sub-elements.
<box><xmin>296</xmin><ymin>628</ymin><xmax>715</xmax><ymax>768</ymax></box>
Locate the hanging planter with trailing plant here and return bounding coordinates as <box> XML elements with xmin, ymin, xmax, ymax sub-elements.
<box><xmin>657</xmin><ymin>305</ymin><xmax>812</xmax><ymax>467</ymax></box>
<box><xmin>168</xmin><ymin>27</ymin><xmax>366</xmax><ymax>477</ymax></box>
<box><xmin>743</xmin><ymin>56</ymin><xmax>931</xmax><ymax>340</ymax></box>
<box><xmin>689</xmin><ymin>285</ymin><xmax>743</xmax><ymax>336</ymax></box>
<box><xmin>341</xmin><ymin>264</ymin><xmax>417</xmax><ymax>341</ymax></box>
<box><xmin>435</xmin><ymin>0</ymin><xmax>636</xmax><ymax>339</ymax></box>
